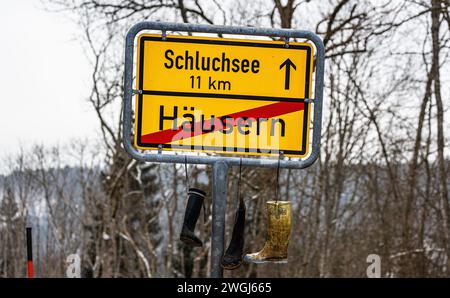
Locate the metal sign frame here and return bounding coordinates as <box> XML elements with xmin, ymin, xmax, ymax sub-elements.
<box><xmin>123</xmin><ymin>21</ymin><xmax>325</xmax><ymax>278</ymax></box>
<box><xmin>124</xmin><ymin>21</ymin><xmax>324</xmax><ymax>169</ymax></box>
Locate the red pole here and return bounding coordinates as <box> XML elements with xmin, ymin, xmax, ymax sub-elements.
<box><xmin>26</xmin><ymin>227</ymin><xmax>34</xmax><ymax>278</ymax></box>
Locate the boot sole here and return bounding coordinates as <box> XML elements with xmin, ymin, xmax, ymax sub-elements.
<box><xmin>221</xmin><ymin>258</ymin><xmax>243</xmax><ymax>270</ymax></box>
<box><xmin>180</xmin><ymin>236</ymin><xmax>202</xmax><ymax>247</ymax></box>
<box><xmin>243</xmin><ymin>255</ymin><xmax>287</xmax><ymax>264</ymax></box>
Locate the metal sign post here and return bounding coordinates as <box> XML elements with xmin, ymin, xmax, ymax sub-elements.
<box><xmin>211</xmin><ymin>161</ymin><xmax>228</xmax><ymax>277</ymax></box>
<box><xmin>123</xmin><ymin>21</ymin><xmax>325</xmax><ymax>278</ymax></box>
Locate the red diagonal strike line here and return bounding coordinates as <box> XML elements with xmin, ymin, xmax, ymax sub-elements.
<box><xmin>140</xmin><ymin>101</ymin><xmax>305</xmax><ymax>144</ymax></box>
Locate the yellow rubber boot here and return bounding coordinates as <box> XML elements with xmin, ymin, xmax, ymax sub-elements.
<box><xmin>244</xmin><ymin>201</ymin><xmax>291</xmax><ymax>264</ymax></box>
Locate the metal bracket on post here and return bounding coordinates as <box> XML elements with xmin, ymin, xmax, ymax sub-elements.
<box><xmin>211</xmin><ymin>161</ymin><xmax>229</xmax><ymax>278</ymax></box>
<box><xmin>284</xmin><ymin>37</ymin><xmax>290</xmax><ymax>48</ymax></box>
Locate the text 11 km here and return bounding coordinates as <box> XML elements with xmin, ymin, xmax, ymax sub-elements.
<box><xmin>190</xmin><ymin>75</ymin><xmax>231</xmax><ymax>91</ymax></box>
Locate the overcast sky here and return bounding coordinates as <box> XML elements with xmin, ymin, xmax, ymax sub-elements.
<box><xmin>0</xmin><ymin>0</ymin><xmax>98</xmax><ymax>159</ymax></box>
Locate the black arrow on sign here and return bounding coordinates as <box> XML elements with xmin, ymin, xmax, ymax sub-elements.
<box><xmin>279</xmin><ymin>58</ymin><xmax>297</xmax><ymax>90</ymax></box>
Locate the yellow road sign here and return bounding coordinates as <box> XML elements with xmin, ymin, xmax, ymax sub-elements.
<box><xmin>134</xmin><ymin>34</ymin><xmax>314</xmax><ymax>157</ymax></box>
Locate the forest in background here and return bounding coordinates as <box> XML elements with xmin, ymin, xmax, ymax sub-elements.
<box><xmin>1</xmin><ymin>0</ymin><xmax>450</xmax><ymax>277</ymax></box>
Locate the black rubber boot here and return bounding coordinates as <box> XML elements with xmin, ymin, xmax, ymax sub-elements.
<box><xmin>180</xmin><ymin>188</ymin><xmax>206</xmax><ymax>247</ymax></box>
<box><xmin>221</xmin><ymin>197</ymin><xmax>246</xmax><ymax>270</ymax></box>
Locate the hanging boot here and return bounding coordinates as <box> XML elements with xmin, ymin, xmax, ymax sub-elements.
<box><xmin>180</xmin><ymin>188</ymin><xmax>206</xmax><ymax>247</ymax></box>
<box><xmin>244</xmin><ymin>201</ymin><xmax>291</xmax><ymax>264</ymax></box>
<box><xmin>221</xmin><ymin>197</ymin><xmax>246</xmax><ymax>270</ymax></box>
